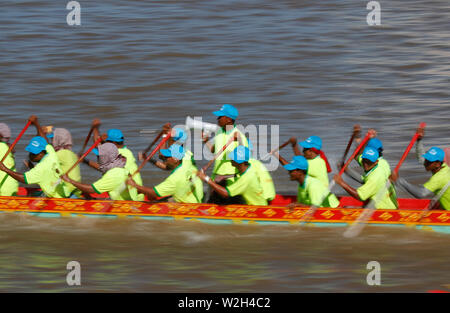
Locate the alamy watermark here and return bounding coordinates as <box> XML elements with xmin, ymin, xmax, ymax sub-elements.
<box><xmin>140</xmin><ymin>117</ymin><xmax>281</xmax><ymax>171</ymax></box>
<box><xmin>366</xmin><ymin>261</ymin><xmax>381</xmax><ymax>286</ymax></box>
<box><xmin>66</xmin><ymin>1</ymin><xmax>81</xmax><ymax>26</ymax></box>
<box><xmin>66</xmin><ymin>261</ymin><xmax>81</xmax><ymax>286</ymax></box>
<box><xmin>367</xmin><ymin>1</ymin><xmax>381</xmax><ymax>26</ymax></box>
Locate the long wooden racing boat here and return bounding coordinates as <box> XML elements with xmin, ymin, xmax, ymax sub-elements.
<box><xmin>0</xmin><ymin>188</ymin><xmax>449</xmax><ymax>234</ymax></box>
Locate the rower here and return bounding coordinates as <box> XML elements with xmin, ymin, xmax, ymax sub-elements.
<box><xmin>0</xmin><ymin>123</ymin><xmax>19</xmax><ymax>196</ymax></box>
<box><xmin>334</xmin><ymin>147</ymin><xmax>397</xmax><ymax>209</ymax></box>
<box><xmin>127</xmin><ymin>144</ymin><xmax>203</xmax><ymax>203</ymax></box>
<box><xmin>62</xmin><ymin>143</ymin><xmax>139</xmax><ymax>201</ymax></box>
<box><xmin>88</xmin><ymin>120</ymin><xmax>145</xmax><ymax>201</ymax></box>
<box><xmin>283</xmin><ymin>155</ymin><xmax>339</xmax><ymax>209</ymax></box>
<box><xmin>391</xmin><ymin>147</ymin><xmax>450</xmax><ymax>210</ymax></box>
<box><xmin>288</xmin><ymin>136</ymin><xmax>331</xmax><ymax>187</ymax></box>
<box><xmin>202</xmin><ymin>104</ymin><xmax>248</xmax><ymax>204</ymax></box>
<box><xmin>45</xmin><ymin>127</ymin><xmax>82</xmax><ymax>198</ymax></box>
<box><xmin>248</xmin><ymin>140</ymin><xmax>276</xmax><ymax>202</ymax></box>
<box><xmin>342</xmin><ymin>136</ymin><xmax>398</xmax><ymax>208</ymax></box>
<box><xmin>196</xmin><ymin>146</ymin><xmax>267</xmax><ymax>206</ymax></box>
<box><xmin>151</xmin><ymin>127</ymin><xmax>195</xmax><ymax>170</ymax></box>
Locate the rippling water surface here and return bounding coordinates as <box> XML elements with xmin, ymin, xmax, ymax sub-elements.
<box><xmin>0</xmin><ymin>0</ymin><xmax>449</xmax><ymax>292</ymax></box>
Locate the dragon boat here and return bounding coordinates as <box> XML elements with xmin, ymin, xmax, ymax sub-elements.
<box><xmin>0</xmin><ymin>188</ymin><xmax>449</xmax><ymax>234</ymax></box>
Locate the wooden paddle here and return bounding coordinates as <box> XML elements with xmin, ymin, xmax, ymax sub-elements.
<box><xmin>1</xmin><ymin>120</ymin><xmax>32</xmax><ymax>163</ymax></box>
<box><xmin>343</xmin><ymin>123</ymin><xmax>426</xmax><ymax>238</ymax></box>
<box><xmin>339</xmin><ymin>125</ymin><xmax>360</xmax><ymax>166</ymax></box>
<box><xmin>78</xmin><ymin>125</ymin><xmax>95</xmax><ymax>156</ymax></box>
<box><xmin>261</xmin><ymin>138</ymin><xmax>292</xmax><ymax>161</ymax></box>
<box><xmin>132</xmin><ymin>132</ymin><xmax>172</xmax><ymax>178</ymax></box>
<box><xmin>138</xmin><ymin>123</ymin><xmax>171</xmax><ymax>161</ymax></box>
<box><xmin>298</xmin><ymin>130</ymin><xmax>373</xmax><ymax>225</ymax></box>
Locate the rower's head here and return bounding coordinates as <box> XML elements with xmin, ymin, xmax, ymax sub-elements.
<box><xmin>25</xmin><ymin>136</ymin><xmax>48</xmax><ymax>162</ymax></box>
<box><xmin>299</xmin><ymin>136</ymin><xmax>322</xmax><ymax>159</ymax></box>
<box><xmin>361</xmin><ymin>147</ymin><xmax>379</xmax><ymax>172</ymax></box>
<box><xmin>160</xmin><ymin>144</ymin><xmax>185</xmax><ymax>170</ymax></box>
<box><xmin>367</xmin><ymin>138</ymin><xmax>383</xmax><ymax>157</ymax></box>
<box><xmin>284</xmin><ymin>155</ymin><xmax>308</xmax><ymax>182</ymax></box>
<box><xmin>95</xmin><ymin>142</ymin><xmax>126</xmax><ymax>173</ymax></box>
<box><xmin>228</xmin><ymin>146</ymin><xmax>250</xmax><ymax>169</ymax></box>
<box><xmin>422</xmin><ymin>147</ymin><xmax>444</xmax><ymax>173</ymax></box>
<box><xmin>106</xmin><ymin>129</ymin><xmax>124</xmax><ymax>147</ymax></box>
<box><xmin>213</xmin><ymin>104</ymin><xmax>238</xmax><ymax>128</ymax></box>
<box><xmin>43</xmin><ymin>125</ymin><xmax>54</xmax><ymax>141</ymax></box>
<box><xmin>169</xmin><ymin>128</ymin><xmax>188</xmax><ymax>146</ymax></box>
<box><xmin>0</xmin><ymin>123</ymin><xmax>11</xmax><ymax>143</ymax></box>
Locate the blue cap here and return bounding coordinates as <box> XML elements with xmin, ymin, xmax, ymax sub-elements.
<box><xmin>227</xmin><ymin>146</ymin><xmax>250</xmax><ymax>164</ymax></box>
<box><xmin>422</xmin><ymin>147</ymin><xmax>445</xmax><ymax>162</ymax></box>
<box><xmin>367</xmin><ymin>138</ymin><xmax>383</xmax><ymax>152</ymax></box>
<box><xmin>25</xmin><ymin>136</ymin><xmax>48</xmax><ymax>154</ymax></box>
<box><xmin>213</xmin><ymin>104</ymin><xmax>239</xmax><ymax>120</ymax></box>
<box><xmin>300</xmin><ymin>136</ymin><xmax>322</xmax><ymax>150</ymax></box>
<box><xmin>172</xmin><ymin>128</ymin><xmax>188</xmax><ymax>144</ymax></box>
<box><xmin>46</xmin><ymin>132</ymin><xmax>54</xmax><ymax>139</ymax></box>
<box><xmin>160</xmin><ymin>144</ymin><xmax>185</xmax><ymax>160</ymax></box>
<box><xmin>361</xmin><ymin>147</ymin><xmax>379</xmax><ymax>163</ymax></box>
<box><xmin>284</xmin><ymin>155</ymin><xmax>309</xmax><ymax>171</ymax></box>
<box><xmin>106</xmin><ymin>129</ymin><xmax>124</xmax><ymax>143</ymax></box>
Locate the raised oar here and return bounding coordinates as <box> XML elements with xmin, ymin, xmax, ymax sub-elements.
<box><xmin>298</xmin><ymin>131</ymin><xmax>373</xmax><ymax>225</ymax></box>
<box><xmin>261</xmin><ymin>138</ymin><xmax>292</xmax><ymax>161</ymax></box>
<box><xmin>340</xmin><ymin>125</ymin><xmax>360</xmax><ymax>166</ymax></box>
<box><xmin>78</xmin><ymin>125</ymin><xmax>95</xmax><ymax>157</ymax></box>
<box><xmin>132</xmin><ymin>132</ymin><xmax>172</xmax><ymax>178</ymax></box>
<box><xmin>201</xmin><ymin>132</ymin><xmax>238</xmax><ymax>173</ymax></box>
<box><xmin>138</xmin><ymin>123</ymin><xmax>171</xmax><ymax>161</ymax></box>
<box><xmin>1</xmin><ymin>120</ymin><xmax>32</xmax><ymax>163</ymax></box>
<box><xmin>343</xmin><ymin>123</ymin><xmax>426</xmax><ymax>238</ymax></box>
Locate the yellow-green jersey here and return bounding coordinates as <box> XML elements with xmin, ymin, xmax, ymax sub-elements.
<box><xmin>56</xmin><ymin>149</ymin><xmax>81</xmax><ymax>196</ymax></box>
<box><xmin>307</xmin><ymin>156</ymin><xmax>329</xmax><ymax>187</ymax></box>
<box><xmin>118</xmin><ymin>147</ymin><xmax>144</xmax><ymax>201</ymax></box>
<box><xmin>249</xmin><ymin>158</ymin><xmax>275</xmax><ymax>201</ymax></box>
<box><xmin>153</xmin><ymin>161</ymin><xmax>203</xmax><ymax>203</ymax></box>
<box><xmin>92</xmin><ymin>167</ymin><xmax>137</xmax><ymax>201</ymax></box>
<box><xmin>424</xmin><ymin>163</ymin><xmax>450</xmax><ymax>210</ymax></box>
<box><xmin>297</xmin><ymin>175</ymin><xmax>339</xmax><ymax>208</ymax></box>
<box><xmin>212</xmin><ymin>126</ymin><xmax>248</xmax><ymax>179</ymax></box>
<box><xmin>225</xmin><ymin>164</ymin><xmax>267</xmax><ymax>206</ymax></box>
<box><xmin>357</xmin><ymin>155</ymin><xmax>398</xmax><ymax>208</ymax></box>
<box><xmin>357</xmin><ymin>164</ymin><xmax>397</xmax><ymax>209</ymax></box>
<box><xmin>0</xmin><ymin>142</ymin><xmax>19</xmax><ymax>196</ymax></box>
<box><xmin>24</xmin><ymin>145</ymin><xmax>67</xmax><ymax>198</ymax></box>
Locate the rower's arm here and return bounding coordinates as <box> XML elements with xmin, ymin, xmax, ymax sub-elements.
<box><xmin>83</xmin><ymin>158</ymin><xmax>101</xmax><ymax>172</ymax></box>
<box><xmin>133</xmin><ymin>184</ymin><xmax>158</xmax><ymax>201</ymax></box>
<box><xmin>28</xmin><ymin>115</ymin><xmax>48</xmax><ymax>143</ymax></box>
<box><xmin>273</xmin><ymin>151</ymin><xmax>289</xmax><ymax>166</ymax></box>
<box><xmin>415</xmin><ymin>140</ymin><xmax>425</xmax><ymax>165</ymax></box>
<box><xmin>206</xmin><ymin>179</ymin><xmax>229</xmax><ymax>198</ymax></box>
<box><xmin>334</xmin><ymin>175</ymin><xmax>361</xmax><ymax>200</ymax></box>
<box><xmin>344</xmin><ymin>166</ymin><xmax>364</xmax><ymax>184</ymax></box>
<box><xmin>61</xmin><ymin>175</ymin><xmax>95</xmax><ymax>194</ymax></box>
<box><xmin>0</xmin><ymin>162</ymin><xmax>25</xmax><ymax>183</ymax></box>
<box><xmin>395</xmin><ymin>177</ymin><xmax>434</xmax><ymax>199</ymax></box>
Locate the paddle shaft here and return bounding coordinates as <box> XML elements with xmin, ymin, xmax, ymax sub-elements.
<box><xmin>66</xmin><ymin>137</ymin><xmax>102</xmax><ymax>176</ymax></box>
<box><xmin>202</xmin><ymin>132</ymin><xmax>238</xmax><ymax>172</ymax></box>
<box><xmin>143</xmin><ymin>129</ymin><xmax>165</xmax><ymax>155</ymax></box>
<box><xmin>338</xmin><ymin>131</ymin><xmax>373</xmax><ymax>176</ymax></box>
<box><xmin>393</xmin><ymin>122</ymin><xmax>426</xmax><ymax>174</ymax></box>
<box><xmin>133</xmin><ymin>133</ymin><xmax>172</xmax><ymax>177</ymax></box>
<box><xmin>1</xmin><ymin>120</ymin><xmax>32</xmax><ymax>163</ymax></box>
<box><xmin>340</xmin><ymin>133</ymin><xmax>357</xmax><ymax>165</ymax></box>
<box><xmin>78</xmin><ymin>126</ymin><xmax>95</xmax><ymax>156</ymax></box>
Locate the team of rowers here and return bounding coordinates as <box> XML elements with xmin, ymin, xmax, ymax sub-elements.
<box><xmin>0</xmin><ymin>104</ymin><xmax>448</xmax><ymax>211</ymax></box>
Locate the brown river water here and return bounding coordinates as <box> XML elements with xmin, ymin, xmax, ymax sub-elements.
<box><xmin>0</xmin><ymin>0</ymin><xmax>449</xmax><ymax>292</ymax></box>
